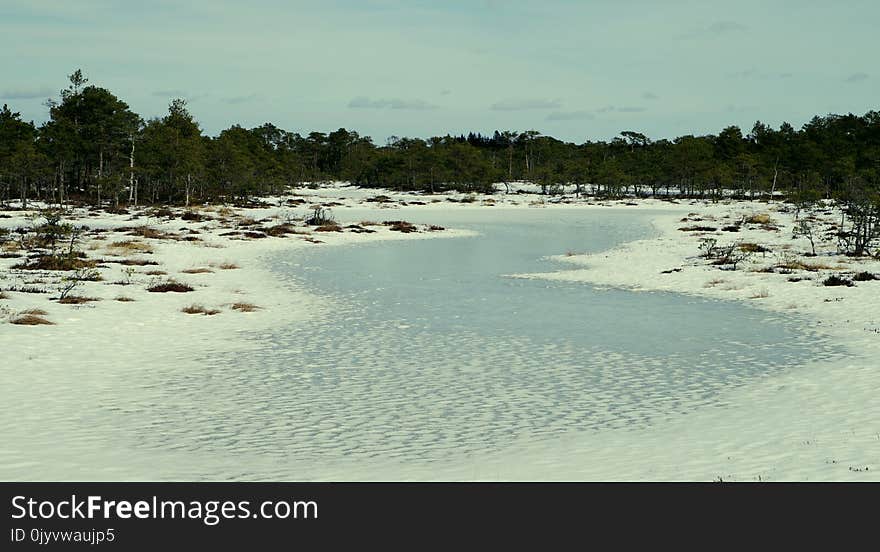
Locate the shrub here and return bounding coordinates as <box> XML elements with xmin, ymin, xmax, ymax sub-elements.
<box><xmin>115</xmin><ymin>296</ymin><xmax>135</xmax><ymax>302</ymax></box>
<box><xmin>214</xmin><ymin>262</ymin><xmax>239</xmax><ymax>270</ymax></box>
<box><xmin>181</xmin><ymin>267</ymin><xmax>213</xmax><ymax>274</ymax></box>
<box><xmin>231</xmin><ymin>302</ymin><xmax>261</xmax><ymax>312</ymax></box>
<box><xmin>305</xmin><ymin>207</ymin><xmax>335</xmax><ymax>226</ymax></box>
<box><xmin>148</xmin><ymin>281</ymin><xmax>194</xmax><ymax>293</ymax></box>
<box><xmin>822</xmin><ymin>275</ymin><xmax>853</xmax><ymax>287</ymax></box>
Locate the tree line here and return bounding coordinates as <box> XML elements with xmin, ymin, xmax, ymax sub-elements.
<box><xmin>1</xmin><ymin>69</ymin><xmax>879</xmax><ymax>208</ymax></box>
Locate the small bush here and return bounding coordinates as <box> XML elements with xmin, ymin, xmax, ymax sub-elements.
<box><xmin>20</xmin><ymin>308</ymin><xmax>48</xmax><ymax>315</ymax></box>
<box><xmin>181</xmin><ymin>267</ymin><xmax>214</xmax><ymax>274</ymax></box>
<box><xmin>181</xmin><ymin>304</ymin><xmax>220</xmax><ymax>315</ymax></box>
<box><xmin>215</xmin><ymin>262</ymin><xmax>239</xmax><ymax>270</ymax></box>
<box><xmin>823</xmin><ymin>275</ymin><xmax>853</xmax><ymax>287</ymax></box>
<box><xmin>148</xmin><ymin>281</ymin><xmax>194</xmax><ymax>293</ymax></box>
<box><xmin>305</xmin><ymin>207</ymin><xmax>335</xmax><ymax>226</ymax></box>
<box><xmin>115</xmin><ymin>296</ymin><xmax>135</xmax><ymax>302</ymax></box>
<box><xmin>10</xmin><ymin>314</ymin><xmax>54</xmax><ymax>325</ymax></box>
<box><xmin>231</xmin><ymin>302</ymin><xmax>261</xmax><ymax>312</ymax></box>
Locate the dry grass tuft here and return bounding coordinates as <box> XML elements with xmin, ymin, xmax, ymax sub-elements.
<box><xmin>107</xmin><ymin>240</ymin><xmax>154</xmax><ymax>254</ymax></box>
<box><xmin>314</xmin><ymin>223</ymin><xmax>343</xmax><ymax>232</ymax></box>
<box><xmin>10</xmin><ymin>314</ymin><xmax>54</xmax><ymax>325</ymax></box>
<box><xmin>231</xmin><ymin>302</ymin><xmax>261</xmax><ymax>312</ymax></box>
<box><xmin>385</xmin><ymin>220</ymin><xmax>418</xmax><ymax>233</ymax></box>
<box><xmin>776</xmin><ymin>260</ymin><xmax>834</xmax><ymax>272</ymax></box>
<box><xmin>126</xmin><ymin>226</ymin><xmax>176</xmax><ymax>240</ymax></box>
<box><xmin>148</xmin><ymin>280</ymin><xmax>194</xmax><ymax>293</ymax></box>
<box><xmin>212</xmin><ymin>262</ymin><xmax>239</xmax><ymax>270</ymax></box>
<box><xmin>749</xmin><ymin>288</ymin><xmax>770</xmax><ymax>299</ymax></box>
<box><xmin>181</xmin><ymin>304</ymin><xmax>220</xmax><ymax>315</ymax></box>
<box><xmin>115</xmin><ymin>296</ymin><xmax>135</xmax><ymax>302</ymax></box>
<box><xmin>181</xmin><ymin>267</ymin><xmax>214</xmax><ymax>274</ymax></box>
<box><xmin>20</xmin><ymin>308</ymin><xmax>48</xmax><ymax>315</ymax></box>
<box><xmin>744</xmin><ymin>213</ymin><xmax>773</xmax><ymax>225</ymax></box>
<box><xmin>58</xmin><ymin>296</ymin><xmax>100</xmax><ymax>305</ymax></box>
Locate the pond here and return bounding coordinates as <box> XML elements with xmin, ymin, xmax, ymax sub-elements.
<box><xmin>152</xmin><ymin>209</ymin><xmax>838</xmax><ymax>475</ymax></box>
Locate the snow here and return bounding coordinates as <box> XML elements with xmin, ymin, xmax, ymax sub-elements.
<box><xmin>2</xmin><ymin>188</ymin><xmax>878</xmax><ymax>480</ymax></box>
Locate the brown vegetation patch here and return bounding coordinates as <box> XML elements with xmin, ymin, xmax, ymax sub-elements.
<box><xmin>126</xmin><ymin>226</ymin><xmax>176</xmax><ymax>240</ymax></box>
<box><xmin>181</xmin><ymin>267</ymin><xmax>214</xmax><ymax>274</ymax></box>
<box><xmin>1</xmin><ymin>285</ymin><xmax>48</xmax><ymax>294</ymax></box>
<box><xmin>107</xmin><ymin>240</ymin><xmax>154</xmax><ymax>254</ymax></box>
<box><xmin>385</xmin><ymin>220</ymin><xmax>418</xmax><ymax>233</ymax></box>
<box><xmin>213</xmin><ymin>262</ymin><xmax>239</xmax><ymax>270</ymax></box>
<box><xmin>181</xmin><ymin>304</ymin><xmax>220</xmax><ymax>315</ymax></box>
<box><xmin>345</xmin><ymin>224</ymin><xmax>375</xmax><ymax>234</ymax></box>
<box><xmin>20</xmin><ymin>308</ymin><xmax>48</xmax><ymax>315</ymax></box>
<box><xmin>776</xmin><ymin>260</ymin><xmax>834</xmax><ymax>272</ymax></box>
<box><xmin>745</xmin><ymin>213</ymin><xmax>773</xmax><ymax>225</ymax></box>
<box><xmin>58</xmin><ymin>295</ymin><xmax>100</xmax><ymax>305</ymax></box>
<box><xmin>12</xmin><ymin>255</ymin><xmax>97</xmax><ymax>271</ymax></box>
<box><xmin>739</xmin><ymin>243</ymin><xmax>771</xmax><ymax>254</ymax></box>
<box><xmin>265</xmin><ymin>224</ymin><xmax>299</xmax><ymax>237</ymax></box>
<box><xmin>148</xmin><ymin>281</ymin><xmax>194</xmax><ymax>293</ymax></box>
<box><xmin>115</xmin><ymin>296</ymin><xmax>135</xmax><ymax>302</ymax></box>
<box><xmin>10</xmin><ymin>314</ymin><xmax>54</xmax><ymax>325</ymax></box>
<box><xmin>243</xmin><ymin>231</ymin><xmax>268</xmax><ymax>239</ymax></box>
<box><xmin>144</xmin><ymin>270</ymin><xmax>167</xmax><ymax>276</ymax></box>
<box><xmin>679</xmin><ymin>225</ymin><xmax>717</xmax><ymax>232</ymax></box>
<box><xmin>103</xmin><ymin>258</ymin><xmax>159</xmax><ymax>266</ymax></box>
<box><xmin>231</xmin><ymin>302</ymin><xmax>261</xmax><ymax>312</ymax></box>
<box><xmin>314</xmin><ymin>223</ymin><xmax>343</xmax><ymax>232</ymax></box>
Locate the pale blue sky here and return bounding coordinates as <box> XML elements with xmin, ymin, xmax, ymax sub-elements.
<box><xmin>1</xmin><ymin>0</ymin><xmax>877</xmax><ymax>143</ymax></box>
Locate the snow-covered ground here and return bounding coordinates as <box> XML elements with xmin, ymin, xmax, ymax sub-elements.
<box><xmin>1</xmin><ymin>184</ymin><xmax>878</xmax><ymax>480</ymax></box>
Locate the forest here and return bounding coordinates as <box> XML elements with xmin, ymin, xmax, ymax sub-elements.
<box><xmin>1</xmin><ymin>70</ymin><xmax>879</xmax><ymax>208</ymax></box>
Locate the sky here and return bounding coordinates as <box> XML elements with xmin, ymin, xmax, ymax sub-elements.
<box><xmin>1</xmin><ymin>0</ymin><xmax>878</xmax><ymax>143</ymax></box>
